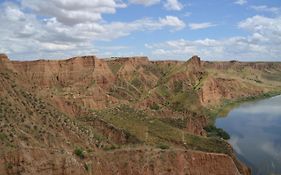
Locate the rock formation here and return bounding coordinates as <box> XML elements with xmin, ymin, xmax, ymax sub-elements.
<box><xmin>1</xmin><ymin>53</ymin><xmax>280</xmax><ymax>175</ymax></box>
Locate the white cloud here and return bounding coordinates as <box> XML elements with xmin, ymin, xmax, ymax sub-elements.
<box><xmin>261</xmin><ymin>142</ymin><xmax>281</xmax><ymax>159</ymax></box>
<box><xmin>21</xmin><ymin>0</ymin><xmax>127</xmax><ymax>26</ymax></box>
<box><xmin>238</xmin><ymin>15</ymin><xmax>281</xmax><ymax>43</ymax></box>
<box><xmin>251</xmin><ymin>5</ymin><xmax>280</xmax><ymax>14</ymax></box>
<box><xmin>129</xmin><ymin>0</ymin><xmax>160</xmax><ymax>6</ymax></box>
<box><xmin>229</xmin><ymin>136</ymin><xmax>243</xmax><ymax>155</ymax></box>
<box><xmin>164</xmin><ymin>0</ymin><xmax>183</xmax><ymax>11</ymax></box>
<box><xmin>159</xmin><ymin>16</ymin><xmax>185</xmax><ymax>30</ymax></box>
<box><xmin>129</xmin><ymin>0</ymin><xmax>183</xmax><ymax>11</ymax></box>
<box><xmin>0</xmin><ymin>2</ymin><xmax>185</xmax><ymax>59</ymax></box>
<box><xmin>147</xmin><ymin>15</ymin><xmax>281</xmax><ymax>61</ymax></box>
<box><xmin>188</xmin><ymin>22</ymin><xmax>216</xmax><ymax>30</ymax></box>
<box><xmin>234</xmin><ymin>0</ymin><xmax>247</xmax><ymax>5</ymax></box>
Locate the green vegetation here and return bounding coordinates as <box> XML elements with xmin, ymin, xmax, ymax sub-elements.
<box><xmin>173</xmin><ymin>80</ymin><xmax>183</xmax><ymax>93</ymax></box>
<box><xmin>170</xmin><ymin>91</ymin><xmax>203</xmax><ymax>112</ymax></box>
<box><xmin>74</xmin><ymin>148</ymin><xmax>85</xmax><ymax>159</ymax></box>
<box><xmin>156</xmin><ymin>143</ymin><xmax>169</xmax><ymax>149</ymax></box>
<box><xmin>184</xmin><ymin>133</ymin><xmax>230</xmax><ymax>154</ymax></box>
<box><xmin>2</xmin><ymin>56</ymin><xmax>281</xmax><ymax>172</ymax></box>
<box><xmin>5</xmin><ymin>162</ymin><xmax>13</xmax><ymax>170</ymax></box>
<box><xmin>95</xmin><ymin>105</ymin><xmax>231</xmax><ymax>154</ymax></box>
<box><xmin>204</xmin><ymin>125</ymin><xmax>230</xmax><ymax>140</ymax></box>
<box><xmin>156</xmin><ymin>85</ymin><xmax>170</xmax><ymax>97</ymax></box>
<box><xmin>131</xmin><ymin>77</ymin><xmax>142</xmax><ymax>88</ymax></box>
<box><xmin>262</xmin><ymin>72</ymin><xmax>281</xmax><ymax>82</ymax></box>
<box><xmin>0</xmin><ymin>133</ymin><xmax>8</xmax><ymax>142</ymax></box>
<box><xmin>103</xmin><ymin>144</ymin><xmax>120</xmax><ymax>151</ymax></box>
<box><xmin>84</xmin><ymin>163</ymin><xmax>90</xmax><ymax>172</ymax></box>
<box><xmin>149</xmin><ymin>103</ymin><xmax>160</xmax><ymax>110</ymax></box>
<box><xmin>159</xmin><ymin>118</ymin><xmax>186</xmax><ymax>129</ymax></box>
<box><xmin>107</xmin><ymin>62</ymin><xmax>122</xmax><ymax>75</ymax></box>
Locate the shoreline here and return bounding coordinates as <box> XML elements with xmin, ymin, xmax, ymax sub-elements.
<box><xmin>207</xmin><ymin>90</ymin><xmax>281</xmax><ymax>124</ymax></box>
<box><xmin>209</xmin><ymin>91</ymin><xmax>281</xmax><ymax>175</ymax></box>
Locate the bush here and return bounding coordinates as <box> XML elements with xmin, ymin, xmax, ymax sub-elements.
<box><xmin>150</xmin><ymin>103</ymin><xmax>160</xmax><ymax>110</ymax></box>
<box><xmin>74</xmin><ymin>148</ymin><xmax>85</xmax><ymax>159</ymax></box>
<box><xmin>204</xmin><ymin>125</ymin><xmax>230</xmax><ymax>140</ymax></box>
<box><xmin>157</xmin><ymin>143</ymin><xmax>169</xmax><ymax>149</ymax></box>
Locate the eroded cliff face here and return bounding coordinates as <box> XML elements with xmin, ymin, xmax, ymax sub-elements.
<box><xmin>1</xmin><ymin>54</ymin><xmax>281</xmax><ymax>175</ymax></box>
<box><xmin>199</xmin><ymin>77</ymin><xmax>264</xmax><ymax>106</ymax></box>
<box><xmin>0</xmin><ymin>148</ymin><xmax>250</xmax><ymax>175</ymax></box>
<box><xmin>8</xmin><ymin>56</ymin><xmax>114</xmax><ymax>88</ymax></box>
<box><xmin>3</xmin><ymin>54</ymin><xmax>279</xmax><ymax>112</ymax></box>
<box><xmin>89</xmin><ymin>149</ymin><xmax>244</xmax><ymax>175</ymax></box>
<box><xmin>0</xmin><ymin>149</ymin><xmax>86</xmax><ymax>175</ymax></box>
<box><xmin>186</xmin><ymin>115</ymin><xmax>207</xmax><ymax>136</ymax></box>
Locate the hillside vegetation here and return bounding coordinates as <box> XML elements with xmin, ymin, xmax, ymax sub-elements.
<box><xmin>1</xmin><ymin>53</ymin><xmax>281</xmax><ymax>175</ymax></box>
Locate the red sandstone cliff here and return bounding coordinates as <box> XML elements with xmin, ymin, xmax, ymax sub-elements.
<box><xmin>1</xmin><ymin>53</ymin><xmax>280</xmax><ymax>175</ymax></box>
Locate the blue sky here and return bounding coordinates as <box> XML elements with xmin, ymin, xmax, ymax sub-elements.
<box><xmin>0</xmin><ymin>0</ymin><xmax>281</xmax><ymax>61</ymax></box>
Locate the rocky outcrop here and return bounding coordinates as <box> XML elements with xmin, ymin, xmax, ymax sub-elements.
<box><xmin>186</xmin><ymin>115</ymin><xmax>207</xmax><ymax>136</ymax></box>
<box><xmin>199</xmin><ymin>77</ymin><xmax>265</xmax><ymax>106</ymax></box>
<box><xmin>90</xmin><ymin>149</ymin><xmax>243</xmax><ymax>175</ymax></box>
<box><xmin>9</xmin><ymin>55</ymin><xmax>115</xmax><ymax>88</ymax></box>
<box><xmin>0</xmin><ymin>149</ymin><xmax>86</xmax><ymax>175</ymax></box>
<box><xmin>110</xmin><ymin>56</ymin><xmax>149</xmax><ymax>65</ymax></box>
<box><xmin>2</xmin><ymin>53</ymin><xmax>281</xmax><ymax>175</ymax></box>
<box><xmin>0</xmin><ymin>148</ymin><xmax>248</xmax><ymax>175</ymax></box>
<box><xmin>186</xmin><ymin>55</ymin><xmax>201</xmax><ymax>69</ymax></box>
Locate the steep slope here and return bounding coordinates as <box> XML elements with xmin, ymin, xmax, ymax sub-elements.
<box><xmin>2</xmin><ymin>53</ymin><xmax>281</xmax><ymax>175</ymax></box>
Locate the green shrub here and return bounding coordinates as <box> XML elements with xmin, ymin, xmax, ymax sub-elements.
<box><xmin>149</xmin><ymin>103</ymin><xmax>160</xmax><ymax>110</ymax></box>
<box><xmin>157</xmin><ymin>143</ymin><xmax>169</xmax><ymax>149</ymax></box>
<box><xmin>0</xmin><ymin>133</ymin><xmax>8</xmax><ymax>141</ymax></box>
<box><xmin>74</xmin><ymin>148</ymin><xmax>85</xmax><ymax>159</ymax></box>
<box><xmin>204</xmin><ymin>125</ymin><xmax>230</xmax><ymax>140</ymax></box>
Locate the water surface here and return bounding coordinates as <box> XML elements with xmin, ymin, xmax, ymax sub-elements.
<box><xmin>216</xmin><ymin>95</ymin><xmax>281</xmax><ymax>175</ymax></box>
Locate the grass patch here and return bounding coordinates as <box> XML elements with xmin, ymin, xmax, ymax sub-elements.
<box><xmin>107</xmin><ymin>62</ymin><xmax>122</xmax><ymax>75</ymax></box>
<box><xmin>95</xmin><ymin>105</ymin><xmax>231</xmax><ymax>154</ymax></box>
<box><xmin>103</xmin><ymin>144</ymin><xmax>120</xmax><ymax>151</ymax></box>
<box><xmin>159</xmin><ymin>118</ymin><xmax>186</xmax><ymax>129</ymax></box>
<box><xmin>170</xmin><ymin>91</ymin><xmax>203</xmax><ymax>112</ymax></box>
<box><xmin>185</xmin><ymin>134</ymin><xmax>230</xmax><ymax>154</ymax></box>
<box><xmin>0</xmin><ymin>133</ymin><xmax>8</xmax><ymax>142</ymax></box>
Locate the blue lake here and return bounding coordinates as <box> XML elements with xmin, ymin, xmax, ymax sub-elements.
<box><xmin>216</xmin><ymin>95</ymin><xmax>281</xmax><ymax>175</ymax></box>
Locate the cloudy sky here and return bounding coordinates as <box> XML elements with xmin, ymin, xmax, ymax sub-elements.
<box><xmin>0</xmin><ymin>0</ymin><xmax>280</xmax><ymax>61</ymax></box>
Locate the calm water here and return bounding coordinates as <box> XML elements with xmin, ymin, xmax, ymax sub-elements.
<box><xmin>216</xmin><ymin>95</ymin><xmax>281</xmax><ymax>175</ymax></box>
